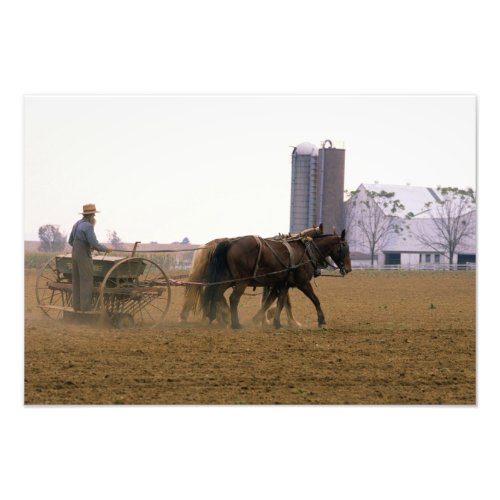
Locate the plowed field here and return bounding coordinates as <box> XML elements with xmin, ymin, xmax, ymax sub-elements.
<box><xmin>24</xmin><ymin>269</ymin><xmax>475</xmax><ymax>404</ymax></box>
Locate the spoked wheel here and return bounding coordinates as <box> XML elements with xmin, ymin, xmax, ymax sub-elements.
<box><xmin>35</xmin><ymin>255</ymin><xmax>77</xmax><ymax>320</ymax></box>
<box><xmin>98</xmin><ymin>257</ymin><xmax>171</xmax><ymax>328</ymax></box>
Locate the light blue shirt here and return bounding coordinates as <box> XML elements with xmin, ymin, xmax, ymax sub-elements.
<box><xmin>69</xmin><ymin>218</ymin><xmax>108</xmax><ymax>252</ymax></box>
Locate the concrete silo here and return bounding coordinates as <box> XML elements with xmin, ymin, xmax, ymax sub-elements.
<box><xmin>317</xmin><ymin>140</ymin><xmax>346</xmax><ymax>233</ymax></box>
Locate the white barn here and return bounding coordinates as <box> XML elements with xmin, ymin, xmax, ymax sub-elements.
<box><xmin>345</xmin><ymin>183</ymin><xmax>476</xmax><ymax>268</ymax></box>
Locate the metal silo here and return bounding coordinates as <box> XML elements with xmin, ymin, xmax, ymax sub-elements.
<box><xmin>289</xmin><ymin>142</ymin><xmax>318</xmax><ymax>233</ymax></box>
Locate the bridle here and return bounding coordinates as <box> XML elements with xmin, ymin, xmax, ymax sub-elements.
<box><xmin>306</xmin><ymin>237</ymin><xmax>349</xmax><ymax>276</ymax></box>
<box><xmin>334</xmin><ymin>241</ymin><xmax>349</xmax><ymax>276</ymax></box>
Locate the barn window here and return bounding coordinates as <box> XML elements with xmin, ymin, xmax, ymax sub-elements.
<box><xmin>425</xmin><ymin>254</ymin><xmax>431</xmax><ymax>263</ymax></box>
<box><xmin>385</xmin><ymin>253</ymin><xmax>401</xmax><ymax>265</ymax></box>
<box><xmin>434</xmin><ymin>254</ymin><xmax>440</xmax><ymax>263</ymax></box>
<box><xmin>457</xmin><ymin>254</ymin><xmax>476</xmax><ymax>265</ymax></box>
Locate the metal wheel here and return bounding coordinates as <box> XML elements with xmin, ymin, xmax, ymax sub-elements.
<box><xmin>35</xmin><ymin>255</ymin><xmax>73</xmax><ymax>320</ymax></box>
<box><xmin>35</xmin><ymin>254</ymin><xmax>103</xmax><ymax>320</ymax></box>
<box><xmin>98</xmin><ymin>257</ymin><xmax>171</xmax><ymax>327</ymax></box>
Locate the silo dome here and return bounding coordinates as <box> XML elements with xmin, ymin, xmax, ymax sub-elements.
<box><xmin>294</xmin><ymin>142</ymin><xmax>318</xmax><ymax>156</ymax></box>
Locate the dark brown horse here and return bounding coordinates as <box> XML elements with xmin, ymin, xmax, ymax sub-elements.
<box><xmin>179</xmin><ymin>226</ymin><xmax>323</xmax><ymax>326</ymax></box>
<box><xmin>178</xmin><ymin>238</ymin><xmax>301</xmax><ymax>326</ymax></box>
<box><xmin>202</xmin><ymin>231</ymin><xmax>351</xmax><ymax>329</ymax></box>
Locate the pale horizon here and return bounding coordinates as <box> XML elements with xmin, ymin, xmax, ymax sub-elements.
<box><xmin>24</xmin><ymin>95</ymin><xmax>476</xmax><ymax>245</ymax></box>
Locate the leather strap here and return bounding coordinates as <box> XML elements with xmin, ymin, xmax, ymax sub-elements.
<box><xmin>252</xmin><ymin>235</ymin><xmax>263</xmax><ymax>278</ymax></box>
<box><xmin>280</xmin><ymin>239</ymin><xmax>295</xmax><ymax>268</ymax></box>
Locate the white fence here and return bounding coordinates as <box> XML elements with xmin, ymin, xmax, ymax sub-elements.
<box><xmin>348</xmin><ymin>262</ymin><xmax>476</xmax><ymax>271</ymax></box>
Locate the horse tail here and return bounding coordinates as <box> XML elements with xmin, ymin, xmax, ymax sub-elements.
<box><xmin>202</xmin><ymin>239</ymin><xmax>232</xmax><ymax>321</ymax></box>
<box><xmin>178</xmin><ymin>247</ymin><xmax>212</xmax><ymax>321</ymax></box>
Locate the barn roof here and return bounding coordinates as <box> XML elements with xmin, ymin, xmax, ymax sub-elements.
<box><xmin>360</xmin><ymin>183</ymin><xmax>443</xmax><ymax>218</ymax></box>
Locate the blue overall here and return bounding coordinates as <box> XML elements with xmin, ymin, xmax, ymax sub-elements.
<box><xmin>68</xmin><ymin>218</ymin><xmax>108</xmax><ymax>311</ymax></box>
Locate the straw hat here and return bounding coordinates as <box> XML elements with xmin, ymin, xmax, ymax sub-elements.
<box><xmin>80</xmin><ymin>203</ymin><xmax>100</xmax><ymax>215</ymax></box>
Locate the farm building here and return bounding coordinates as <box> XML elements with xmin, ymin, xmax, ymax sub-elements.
<box><xmin>345</xmin><ymin>183</ymin><xmax>476</xmax><ymax>268</ymax></box>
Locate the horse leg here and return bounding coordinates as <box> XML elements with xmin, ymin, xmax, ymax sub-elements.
<box><xmin>296</xmin><ymin>281</ymin><xmax>327</xmax><ymax>327</ymax></box>
<box><xmin>179</xmin><ymin>285</ymin><xmax>197</xmax><ymax>322</ymax></box>
<box><xmin>206</xmin><ymin>285</ymin><xmax>225</xmax><ymax>323</ymax></box>
<box><xmin>179</xmin><ymin>300</ymin><xmax>190</xmax><ymax>322</ymax></box>
<box><xmin>216</xmin><ymin>296</ymin><xmax>230</xmax><ymax>326</ymax></box>
<box><xmin>272</xmin><ymin>288</ymin><xmax>288</xmax><ymax>329</ymax></box>
<box><xmin>260</xmin><ymin>286</ymin><xmax>274</xmax><ymax>326</ymax></box>
<box><xmin>266</xmin><ymin>306</ymin><xmax>276</xmax><ymax>324</ymax></box>
<box><xmin>253</xmin><ymin>286</ymin><xmax>280</xmax><ymax>326</ymax></box>
<box><xmin>229</xmin><ymin>282</ymin><xmax>246</xmax><ymax>329</ymax></box>
<box><xmin>284</xmin><ymin>291</ymin><xmax>301</xmax><ymax>328</ymax></box>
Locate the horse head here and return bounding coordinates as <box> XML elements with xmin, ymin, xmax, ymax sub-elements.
<box><xmin>327</xmin><ymin>230</ymin><xmax>352</xmax><ymax>276</ymax></box>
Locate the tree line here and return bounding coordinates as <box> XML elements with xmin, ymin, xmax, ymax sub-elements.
<box><xmin>36</xmin><ymin>226</ymin><xmax>124</xmax><ymax>252</ymax></box>
<box><xmin>36</xmin><ymin>226</ymin><xmax>191</xmax><ymax>252</ymax></box>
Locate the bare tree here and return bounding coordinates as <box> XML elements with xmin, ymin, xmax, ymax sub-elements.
<box><xmin>410</xmin><ymin>187</ymin><xmax>476</xmax><ymax>264</ymax></box>
<box><xmin>107</xmin><ymin>230</ymin><xmax>123</xmax><ymax>250</ymax></box>
<box><xmin>38</xmin><ymin>224</ymin><xmax>67</xmax><ymax>252</ymax></box>
<box><xmin>346</xmin><ymin>189</ymin><xmax>408</xmax><ymax>265</ymax></box>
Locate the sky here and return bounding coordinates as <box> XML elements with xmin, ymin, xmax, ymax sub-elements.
<box><xmin>24</xmin><ymin>95</ymin><xmax>476</xmax><ymax>245</ymax></box>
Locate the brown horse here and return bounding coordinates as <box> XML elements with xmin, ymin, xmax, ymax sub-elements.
<box><xmin>202</xmin><ymin>230</ymin><xmax>351</xmax><ymax>329</ymax></box>
<box><xmin>179</xmin><ymin>227</ymin><xmax>324</xmax><ymax>326</ymax></box>
<box><xmin>180</xmin><ymin>240</ymin><xmax>299</xmax><ymax>326</ymax></box>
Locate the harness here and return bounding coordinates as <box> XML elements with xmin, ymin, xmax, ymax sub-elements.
<box><xmin>251</xmin><ymin>236</ymin><xmax>297</xmax><ymax>283</ymax></box>
<box><xmin>303</xmin><ymin>239</ymin><xmax>326</xmax><ymax>268</ymax></box>
<box><xmin>236</xmin><ymin>234</ymin><xmax>348</xmax><ymax>284</ymax></box>
<box><xmin>251</xmin><ymin>236</ymin><xmax>263</xmax><ymax>278</ymax></box>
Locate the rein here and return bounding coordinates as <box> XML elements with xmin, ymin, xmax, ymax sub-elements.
<box><xmin>167</xmin><ymin>235</ymin><xmax>348</xmax><ymax>288</ymax></box>
<box><xmin>178</xmin><ymin>256</ymin><xmax>316</xmax><ymax>287</ymax></box>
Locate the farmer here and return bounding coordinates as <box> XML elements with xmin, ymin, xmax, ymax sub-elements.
<box><xmin>68</xmin><ymin>203</ymin><xmax>112</xmax><ymax>311</ymax></box>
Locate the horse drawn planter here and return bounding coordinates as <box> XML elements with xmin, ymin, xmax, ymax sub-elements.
<box><xmin>34</xmin><ymin>226</ymin><xmax>351</xmax><ymax>330</ymax></box>
<box><xmin>35</xmin><ymin>253</ymin><xmax>171</xmax><ymax>328</ymax></box>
